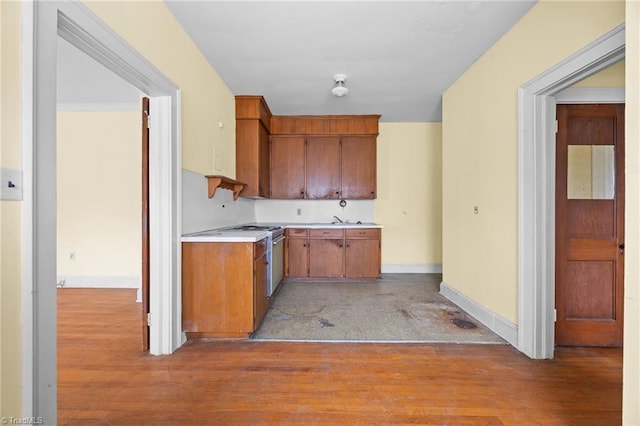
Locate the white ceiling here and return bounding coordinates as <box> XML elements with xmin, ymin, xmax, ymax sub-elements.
<box><xmin>164</xmin><ymin>0</ymin><xmax>537</xmax><ymax>122</ymax></box>
<box><xmin>56</xmin><ymin>1</ymin><xmax>538</xmax><ymax>122</ymax></box>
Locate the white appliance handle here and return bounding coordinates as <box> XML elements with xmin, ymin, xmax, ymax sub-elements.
<box><xmin>273</xmin><ymin>235</ymin><xmax>285</xmax><ymax>245</ymax></box>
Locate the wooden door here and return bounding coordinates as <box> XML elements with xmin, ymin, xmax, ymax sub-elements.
<box><xmin>270</xmin><ymin>135</ymin><xmax>306</xmax><ymax>199</ymax></box>
<box><xmin>345</xmin><ymin>228</ymin><xmax>381</xmax><ymax>278</ymax></box>
<box><xmin>341</xmin><ymin>136</ymin><xmax>377</xmax><ymax>199</ymax></box>
<box><xmin>309</xmin><ymin>239</ymin><xmax>344</xmax><ymax>278</ymax></box>
<box><xmin>345</xmin><ymin>239</ymin><xmax>380</xmax><ymax>278</ymax></box>
<box><xmin>555</xmin><ymin>104</ymin><xmax>624</xmax><ymax>347</ymax></box>
<box><xmin>306</xmin><ymin>136</ymin><xmax>341</xmax><ymax>199</ymax></box>
<box><xmin>286</xmin><ymin>238</ymin><xmax>309</xmax><ymax>277</ymax></box>
<box><xmin>141</xmin><ymin>97</ymin><xmax>150</xmax><ymax>351</ymax></box>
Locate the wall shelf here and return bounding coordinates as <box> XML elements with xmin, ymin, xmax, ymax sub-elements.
<box><xmin>205</xmin><ymin>175</ymin><xmax>247</xmax><ymax>200</ymax></box>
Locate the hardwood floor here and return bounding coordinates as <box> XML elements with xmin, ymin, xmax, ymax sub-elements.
<box><xmin>58</xmin><ymin>288</ymin><xmax>622</xmax><ymax>425</ymax></box>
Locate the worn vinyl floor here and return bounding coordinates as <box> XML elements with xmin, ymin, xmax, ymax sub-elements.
<box><xmin>253</xmin><ymin>274</ymin><xmax>505</xmax><ymax>343</ymax></box>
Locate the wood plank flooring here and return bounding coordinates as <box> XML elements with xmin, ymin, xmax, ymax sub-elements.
<box><xmin>58</xmin><ymin>288</ymin><xmax>622</xmax><ymax>425</ymax></box>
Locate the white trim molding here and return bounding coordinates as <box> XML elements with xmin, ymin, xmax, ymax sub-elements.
<box><xmin>56</xmin><ymin>102</ymin><xmax>140</xmax><ymax>111</ymax></box>
<box><xmin>440</xmin><ymin>282</ymin><xmax>518</xmax><ymax>347</ymax></box>
<box><xmin>381</xmin><ymin>263</ymin><xmax>442</xmax><ymax>274</ymax></box>
<box><xmin>24</xmin><ymin>0</ymin><xmax>183</xmax><ymax>420</ymax></box>
<box><xmin>517</xmin><ymin>24</ymin><xmax>624</xmax><ymax>359</ymax></box>
<box><xmin>555</xmin><ymin>87</ymin><xmax>625</xmax><ymax>104</ymax></box>
<box><xmin>56</xmin><ymin>275</ymin><xmax>141</xmax><ymax>289</ymax></box>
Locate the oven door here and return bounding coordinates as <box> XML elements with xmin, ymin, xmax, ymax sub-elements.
<box><xmin>269</xmin><ymin>235</ymin><xmax>285</xmax><ymax>296</ymax></box>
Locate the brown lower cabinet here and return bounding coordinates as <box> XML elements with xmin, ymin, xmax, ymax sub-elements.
<box><xmin>285</xmin><ymin>227</ymin><xmax>381</xmax><ymax>279</ymax></box>
<box><xmin>182</xmin><ymin>239</ymin><xmax>268</xmax><ymax>338</ymax></box>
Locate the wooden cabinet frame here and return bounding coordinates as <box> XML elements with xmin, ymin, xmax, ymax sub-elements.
<box><xmin>269</xmin><ymin>114</ymin><xmax>380</xmax><ymax>200</ymax></box>
<box><xmin>285</xmin><ymin>228</ymin><xmax>381</xmax><ymax>280</ymax></box>
<box><xmin>182</xmin><ymin>240</ymin><xmax>269</xmax><ymax>338</ymax></box>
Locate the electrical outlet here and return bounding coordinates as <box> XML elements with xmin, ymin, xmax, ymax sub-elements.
<box><xmin>473</xmin><ymin>206</ymin><xmax>479</xmax><ymax>214</ymax></box>
<box><xmin>297</xmin><ymin>208</ymin><xmax>302</xmax><ymax>216</ymax></box>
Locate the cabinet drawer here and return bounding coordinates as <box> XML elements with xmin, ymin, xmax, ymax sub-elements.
<box><xmin>254</xmin><ymin>238</ymin><xmax>267</xmax><ymax>259</ymax></box>
<box><xmin>286</xmin><ymin>228</ymin><xmax>308</xmax><ymax>238</ymax></box>
<box><xmin>345</xmin><ymin>228</ymin><xmax>380</xmax><ymax>239</ymax></box>
<box><xmin>309</xmin><ymin>228</ymin><xmax>344</xmax><ymax>238</ymax></box>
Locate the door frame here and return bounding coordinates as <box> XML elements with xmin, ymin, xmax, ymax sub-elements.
<box><xmin>22</xmin><ymin>0</ymin><xmax>183</xmax><ymax>419</ymax></box>
<box><xmin>517</xmin><ymin>24</ymin><xmax>625</xmax><ymax>359</ymax></box>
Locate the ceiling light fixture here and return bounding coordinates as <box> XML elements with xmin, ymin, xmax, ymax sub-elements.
<box><xmin>331</xmin><ymin>74</ymin><xmax>349</xmax><ymax>97</ymax></box>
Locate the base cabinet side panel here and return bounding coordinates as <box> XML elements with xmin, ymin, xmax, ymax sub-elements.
<box><xmin>182</xmin><ymin>242</ymin><xmax>254</xmax><ymax>334</ymax></box>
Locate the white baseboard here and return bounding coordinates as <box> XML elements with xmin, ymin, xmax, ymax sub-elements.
<box><xmin>57</xmin><ymin>275</ymin><xmax>141</xmax><ymax>289</ymax></box>
<box><xmin>382</xmin><ymin>264</ymin><xmax>442</xmax><ymax>273</ymax></box>
<box><xmin>440</xmin><ymin>281</ymin><xmax>518</xmax><ymax>347</ymax></box>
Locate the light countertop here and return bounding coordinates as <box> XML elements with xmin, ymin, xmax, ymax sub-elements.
<box><xmin>181</xmin><ymin>223</ymin><xmax>383</xmax><ymax>243</ymax></box>
<box><xmin>181</xmin><ymin>228</ymin><xmax>269</xmax><ymax>243</ymax></box>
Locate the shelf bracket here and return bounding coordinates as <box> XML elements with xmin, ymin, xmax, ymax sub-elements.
<box><xmin>205</xmin><ymin>175</ymin><xmax>247</xmax><ymax>200</ymax></box>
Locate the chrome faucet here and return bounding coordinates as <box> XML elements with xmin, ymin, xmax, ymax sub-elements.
<box><xmin>332</xmin><ymin>215</ymin><xmax>343</xmax><ymax>224</ymax></box>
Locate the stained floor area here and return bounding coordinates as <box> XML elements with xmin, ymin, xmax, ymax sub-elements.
<box><xmin>253</xmin><ymin>273</ymin><xmax>505</xmax><ymax>343</ymax></box>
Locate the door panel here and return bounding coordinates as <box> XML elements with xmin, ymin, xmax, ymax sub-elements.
<box><xmin>141</xmin><ymin>97</ymin><xmax>150</xmax><ymax>351</ymax></box>
<box><xmin>341</xmin><ymin>136</ymin><xmax>376</xmax><ymax>199</ymax></box>
<box><xmin>286</xmin><ymin>238</ymin><xmax>308</xmax><ymax>277</ymax></box>
<box><xmin>270</xmin><ymin>135</ymin><xmax>305</xmax><ymax>199</ymax></box>
<box><xmin>306</xmin><ymin>136</ymin><xmax>340</xmax><ymax>199</ymax></box>
<box><xmin>555</xmin><ymin>104</ymin><xmax>624</xmax><ymax>347</ymax></box>
<box><xmin>309</xmin><ymin>239</ymin><xmax>343</xmax><ymax>277</ymax></box>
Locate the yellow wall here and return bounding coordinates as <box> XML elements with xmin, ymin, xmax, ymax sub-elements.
<box><xmin>0</xmin><ymin>0</ymin><xmax>23</xmax><ymax>418</ymax></box>
<box><xmin>376</xmin><ymin>123</ymin><xmax>442</xmax><ymax>267</ymax></box>
<box><xmin>57</xmin><ymin>111</ymin><xmax>141</xmax><ymax>278</ymax></box>
<box><xmin>574</xmin><ymin>59</ymin><xmax>625</xmax><ymax>87</ymax></box>
<box><xmin>83</xmin><ymin>1</ymin><xmax>236</xmax><ymax>177</ymax></box>
<box><xmin>442</xmin><ymin>0</ymin><xmax>624</xmax><ymax>324</ymax></box>
<box><xmin>0</xmin><ymin>0</ymin><xmax>238</xmax><ymax>417</ymax></box>
<box><xmin>624</xmin><ymin>2</ymin><xmax>639</xmax><ymax>424</ymax></box>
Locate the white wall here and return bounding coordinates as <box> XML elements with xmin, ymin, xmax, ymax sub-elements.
<box><xmin>182</xmin><ymin>169</ymin><xmax>256</xmax><ymax>234</ymax></box>
<box><xmin>255</xmin><ymin>199</ymin><xmax>374</xmax><ymax>224</ymax></box>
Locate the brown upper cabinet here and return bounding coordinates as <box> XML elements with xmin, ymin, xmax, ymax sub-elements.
<box><xmin>235</xmin><ymin>96</ymin><xmax>271</xmax><ymax>198</ymax></box>
<box><xmin>270</xmin><ymin>114</ymin><xmax>380</xmax><ymax>200</ymax></box>
<box><xmin>306</xmin><ymin>136</ymin><xmax>341</xmax><ymax>199</ymax></box>
<box><xmin>341</xmin><ymin>136</ymin><xmax>377</xmax><ymax>199</ymax></box>
<box><xmin>270</xmin><ymin>135</ymin><xmax>306</xmax><ymax>199</ymax></box>
<box><xmin>236</xmin><ymin>95</ymin><xmax>379</xmax><ymax>200</ymax></box>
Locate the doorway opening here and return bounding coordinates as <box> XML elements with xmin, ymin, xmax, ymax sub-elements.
<box><xmin>24</xmin><ymin>1</ymin><xmax>182</xmax><ymax>419</ymax></box>
<box><xmin>517</xmin><ymin>24</ymin><xmax>625</xmax><ymax>359</ymax></box>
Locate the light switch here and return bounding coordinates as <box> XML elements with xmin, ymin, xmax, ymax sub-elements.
<box><xmin>1</xmin><ymin>167</ymin><xmax>23</xmax><ymax>201</ymax></box>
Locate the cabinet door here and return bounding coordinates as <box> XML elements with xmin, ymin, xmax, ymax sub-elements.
<box><xmin>286</xmin><ymin>238</ymin><xmax>309</xmax><ymax>277</ymax></box>
<box><xmin>254</xmin><ymin>251</ymin><xmax>268</xmax><ymax>330</ymax></box>
<box><xmin>309</xmin><ymin>238</ymin><xmax>344</xmax><ymax>277</ymax></box>
<box><xmin>236</xmin><ymin>120</ymin><xmax>260</xmax><ymax>197</ymax></box>
<box><xmin>306</xmin><ymin>136</ymin><xmax>341</xmax><ymax>199</ymax></box>
<box><xmin>345</xmin><ymin>239</ymin><xmax>380</xmax><ymax>278</ymax></box>
<box><xmin>341</xmin><ymin>136</ymin><xmax>376</xmax><ymax>199</ymax></box>
<box><xmin>258</xmin><ymin>123</ymin><xmax>270</xmax><ymax>197</ymax></box>
<box><xmin>270</xmin><ymin>135</ymin><xmax>306</xmax><ymax>199</ymax></box>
